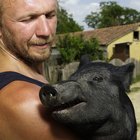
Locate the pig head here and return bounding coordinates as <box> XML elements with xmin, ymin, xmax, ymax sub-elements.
<box><xmin>39</xmin><ymin>56</ymin><xmax>136</xmax><ymax>140</ymax></box>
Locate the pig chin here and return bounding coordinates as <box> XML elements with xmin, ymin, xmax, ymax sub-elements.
<box><xmin>52</xmin><ymin>101</ymin><xmax>86</xmax><ymax>120</ymax></box>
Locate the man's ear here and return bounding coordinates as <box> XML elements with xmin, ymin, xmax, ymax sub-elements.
<box><xmin>113</xmin><ymin>63</ymin><xmax>135</xmax><ymax>92</ymax></box>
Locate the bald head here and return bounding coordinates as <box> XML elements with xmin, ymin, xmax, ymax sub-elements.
<box><xmin>0</xmin><ymin>5</ymin><xmax>2</xmax><ymax>27</ymax></box>
<box><xmin>0</xmin><ymin>0</ymin><xmax>4</xmax><ymax>27</ymax></box>
<box><xmin>0</xmin><ymin>0</ymin><xmax>2</xmax><ymax>12</ymax></box>
<box><xmin>0</xmin><ymin>0</ymin><xmax>16</xmax><ymax>14</ymax></box>
<box><xmin>0</xmin><ymin>0</ymin><xmax>58</xmax><ymax>27</ymax></box>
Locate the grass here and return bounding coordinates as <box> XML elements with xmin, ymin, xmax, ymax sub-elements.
<box><xmin>132</xmin><ymin>75</ymin><xmax>140</xmax><ymax>84</ymax></box>
<box><xmin>128</xmin><ymin>75</ymin><xmax>140</xmax><ymax>93</ymax></box>
<box><xmin>130</xmin><ymin>87</ymin><xmax>140</xmax><ymax>92</ymax></box>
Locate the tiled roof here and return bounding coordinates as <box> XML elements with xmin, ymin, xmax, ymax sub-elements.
<box><xmin>72</xmin><ymin>23</ymin><xmax>140</xmax><ymax>45</ymax></box>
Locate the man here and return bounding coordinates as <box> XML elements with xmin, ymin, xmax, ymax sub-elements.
<box><xmin>0</xmin><ymin>0</ymin><xmax>78</xmax><ymax>139</ymax></box>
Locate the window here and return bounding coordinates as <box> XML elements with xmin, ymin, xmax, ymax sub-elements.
<box><xmin>133</xmin><ymin>31</ymin><xmax>139</xmax><ymax>40</ymax></box>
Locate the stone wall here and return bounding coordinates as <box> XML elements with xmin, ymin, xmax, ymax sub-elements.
<box><xmin>45</xmin><ymin>58</ymin><xmax>139</xmax><ymax>83</ymax></box>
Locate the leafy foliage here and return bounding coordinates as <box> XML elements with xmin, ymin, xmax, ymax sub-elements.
<box><xmin>57</xmin><ymin>7</ymin><xmax>83</xmax><ymax>34</ymax></box>
<box><xmin>56</xmin><ymin>34</ymin><xmax>104</xmax><ymax>64</ymax></box>
<box><xmin>85</xmin><ymin>1</ymin><xmax>140</xmax><ymax>29</ymax></box>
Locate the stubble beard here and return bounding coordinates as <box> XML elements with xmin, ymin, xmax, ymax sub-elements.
<box><xmin>1</xmin><ymin>27</ymin><xmax>53</xmax><ymax>64</ymax></box>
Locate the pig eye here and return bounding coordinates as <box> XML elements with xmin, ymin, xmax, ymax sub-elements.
<box><xmin>92</xmin><ymin>76</ymin><xmax>103</xmax><ymax>82</ymax></box>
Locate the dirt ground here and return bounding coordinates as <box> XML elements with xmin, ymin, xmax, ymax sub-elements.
<box><xmin>129</xmin><ymin>82</ymin><xmax>140</xmax><ymax>139</ymax></box>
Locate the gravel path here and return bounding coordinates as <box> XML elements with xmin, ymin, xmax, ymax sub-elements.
<box><xmin>128</xmin><ymin>82</ymin><xmax>140</xmax><ymax>139</ymax></box>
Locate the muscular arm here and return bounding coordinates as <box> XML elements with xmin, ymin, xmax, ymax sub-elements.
<box><xmin>0</xmin><ymin>81</ymin><xmax>78</xmax><ymax>140</ymax></box>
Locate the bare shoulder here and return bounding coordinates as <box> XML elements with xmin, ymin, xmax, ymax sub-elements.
<box><xmin>0</xmin><ymin>81</ymin><xmax>46</xmax><ymax>139</ymax></box>
<box><xmin>0</xmin><ymin>80</ymin><xmax>40</xmax><ymax>100</ymax></box>
<box><xmin>0</xmin><ymin>81</ymin><xmax>42</xmax><ymax>117</ymax></box>
<box><xmin>0</xmin><ymin>81</ymin><xmax>78</xmax><ymax>140</ymax></box>
<box><xmin>0</xmin><ymin>81</ymin><xmax>40</xmax><ymax>112</ymax></box>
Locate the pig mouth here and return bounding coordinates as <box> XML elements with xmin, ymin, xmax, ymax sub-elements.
<box><xmin>52</xmin><ymin>98</ymin><xmax>86</xmax><ymax>113</ymax></box>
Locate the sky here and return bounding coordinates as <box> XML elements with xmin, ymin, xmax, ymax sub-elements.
<box><xmin>59</xmin><ymin>0</ymin><xmax>140</xmax><ymax>30</ymax></box>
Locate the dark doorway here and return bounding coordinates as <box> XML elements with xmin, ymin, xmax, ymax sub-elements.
<box><xmin>112</xmin><ymin>43</ymin><xmax>130</xmax><ymax>61</ymax></box>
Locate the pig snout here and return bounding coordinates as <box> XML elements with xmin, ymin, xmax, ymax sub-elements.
<box><xmin>39</xmin><ymin>84</ymin><xmax>58</xmax><ymax>110</ymax></box>
<box><xmin>39</xmin><ymin>81</ymin><xmax>86</xmax><ymax>113</ymax></box>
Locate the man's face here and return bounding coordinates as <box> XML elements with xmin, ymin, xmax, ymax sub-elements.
<box><xmin>0</xmin><ymin>0</ymin><xmax>57</xmax><ymax>63</ymax></box>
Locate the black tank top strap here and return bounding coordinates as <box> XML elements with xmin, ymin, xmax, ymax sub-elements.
<box><xmin>0</xmin><ymin>71</ymin><xmax>45</xmax><ymax>89</ymax></box>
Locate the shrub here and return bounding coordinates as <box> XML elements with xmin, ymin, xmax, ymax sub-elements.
<box><xmin>56</xmin><ymin>34</ymin><xmax>104</xmax><ymax>64</ymax></box>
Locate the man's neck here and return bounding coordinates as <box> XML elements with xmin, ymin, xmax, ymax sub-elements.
<box><xmin>0</xmin><ymin>49</ymin><xmax>47</xmax><ymax>83</ymax></box>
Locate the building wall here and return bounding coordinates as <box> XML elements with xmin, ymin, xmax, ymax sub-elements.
<box><xmin>130</xmin><ymin>41</ymin><xmax>140</xmax><ymax>61</ymax></box>
<box><xmin>107</xmin><ymin>26</ymin><xmax>140</xmax><ymax>76</ymax></box>
<box><xmin>107</xmin><ymin>32</ymin><xmax>133</xmax><ymax>59</ymax></box>
<box><xmin>107</xmin><ymin>26</ymin><xmax>140</xmax><ymax>62</ymax></box>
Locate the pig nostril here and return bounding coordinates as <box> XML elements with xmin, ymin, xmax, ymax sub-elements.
<box><xmin>42</xmin><ymin>91</ymin><xmax>55</xmax><ymax>98</ymax></box>
<box><xmin>48</xmin><ymin>90</ymin><xmax>56</xmax><ymax>97</ymax></box>
<box><xmin>40</xmin><ymin>85</ymin><xmax>57</xmax><ymax>101</ymax></box>
<box><xmin>42</xmin><ymin>91</ymin><xmax>47</xmax><ymax>98</ymax></box>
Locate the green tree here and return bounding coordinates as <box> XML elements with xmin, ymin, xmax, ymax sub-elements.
<box><xmin>56</xmin><ymin>34</ymin><xmax>104</xmax><ymax>64</ymax></box>
<box><xmin>57</xmin><ymin>7</ymin><xmax>83</xmax><ymax>34</ymax></box>
<box><xmin>85</xmin><ymin>1</ymin><xmax>140</xmax><ymax>29</ymax></box>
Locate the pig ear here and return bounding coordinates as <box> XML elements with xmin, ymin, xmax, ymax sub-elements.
<box><xmin>78</xmin><ymin>54</ymin><xmax>91</xmax><ymax>69</ymax></box>
<box><xmin>116</xmin><ymin>62</ymin><xmax>135</xmax><ymax>92</ymax></box>
<box><xmin>118</xmin><ymin>62</ymin><xmax>135</xmax><ymax>73</ymax></box>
